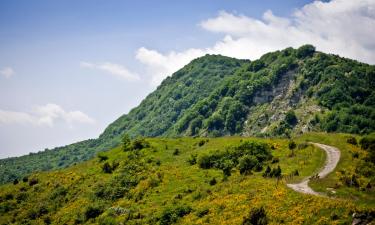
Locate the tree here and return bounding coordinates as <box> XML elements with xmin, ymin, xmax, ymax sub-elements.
<box><xmin>122</xmin><ymin>134</ymin><xmax>131</xmax><ymax>151</ymax></box>
<box><xmin>296</xmin><ymin>44</ymin><xmax>315</xmax><ymax>58</ymax></box>
<box><xmin>285</xmin><ymin>110</ymin><xmax>297</xmax><ymax>126</ymax></box>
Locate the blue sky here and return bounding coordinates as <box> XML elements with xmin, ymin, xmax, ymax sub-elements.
<box><xmin>0</xmin><ymin>0</ymin><xmax>374</xmax><ymax>158</ymax></box>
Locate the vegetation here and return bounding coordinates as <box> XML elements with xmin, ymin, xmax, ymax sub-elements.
<box><xmin>0</xmin><ymin>134</ymin><xmax>373</xmax><ymax>224</ymax></box>
<box><xmin>1</xmin><ymin>45</ymin><xmax>374</xmax><ymax>186</ymax></box>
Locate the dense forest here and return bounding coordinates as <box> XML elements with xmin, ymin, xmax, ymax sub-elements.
<box><xmin>0</xmin><ymin>45</ymin><xmax>374</xmax><ymax>184</ymax></box>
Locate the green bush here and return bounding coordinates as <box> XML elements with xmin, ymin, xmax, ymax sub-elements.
<box><xmin>187</xmin><ymin>154</ymin><xmax>197</xmax><ymax>165</ymax></box>
<box><xmin>346</xmin><ymin>136</ymin><xmax>358</xmax><ymax>145</ymax></box>
<box><xmin>242</xmin><ymin>206</ymin><xmax>268</xmax><ymax>225</ymax></box>
<box><xmin>84</xmin><ymin>203</ymin><xmax>103</xmax><ymax>221</ymax></box>
<box><xmin>238</xmin><ymin>155</ymin><xmax>259</xmax><ymax>175</ymax></box>
<box><xmin>160</xmin><ymin>205</ymin><xmax>192</xmax><ymax>225</ymax></box>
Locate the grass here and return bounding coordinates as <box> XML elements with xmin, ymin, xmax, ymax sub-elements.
<box><xmin>0</xmin><ymin>133</ymin><xmax>373</xmax><ymax>224</ymax></box>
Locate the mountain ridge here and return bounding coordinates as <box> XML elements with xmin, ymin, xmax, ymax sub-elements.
<box><xmin>0</xmin><ymin>45</ymin><xmax>374</xmax><ymax>184</ymax></box>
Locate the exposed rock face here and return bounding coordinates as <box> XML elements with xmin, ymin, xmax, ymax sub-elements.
<box><xmin>243</xmin><ymin>69</ymin><xmax>314</xmax><ymax>136</ymax></box>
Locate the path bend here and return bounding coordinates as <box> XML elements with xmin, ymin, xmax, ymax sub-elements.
<box><xmin>286</xmin><ymin>143</ymin><xmax>341</xmax><ymax>196</ymax></box>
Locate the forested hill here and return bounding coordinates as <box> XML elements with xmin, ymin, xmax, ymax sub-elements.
<box><xmin>1</xmin><ymin>45</ymin><xmax>374</xmax><ymax>184</ymax></box>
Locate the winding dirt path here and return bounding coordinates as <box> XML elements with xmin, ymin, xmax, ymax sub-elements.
<box><xmin>286</xmin><ymin>143</ymin><xmax>341</xmax><ymax>196</ymax></box>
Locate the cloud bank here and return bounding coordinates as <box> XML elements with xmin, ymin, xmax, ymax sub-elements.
<box><xmin>0</xmin><ymin>67</ymin><xmax>15</xmax><ymax>78</ymax></box>
<box><xmin>135</xmin><ymin>0</ymin><xmax>375</xmax><ymax>86</ymax></box>
<box><xmin>0</xmin><ymin>104</ymin><xmax>95</xmax><ymax>127</ymax></box>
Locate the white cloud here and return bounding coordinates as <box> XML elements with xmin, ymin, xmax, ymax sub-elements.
<box><xmin>0</xmin><ymin>104</ymin><xmax>95</xmax><ymax>127</ymax></box>
<box><xmin>135</xmin><ymin>0</ymin><xmax>375</xmax><ymax>86</ymax></box>
<box><xmin>80</xmin><ymin>61</ymin><xmax>140</xmax><ymax>81</ymax></box>
<box><xmin>0</xmin><ymin>67</ymin><xmax>15</xmax><ymax>78</ymax></box>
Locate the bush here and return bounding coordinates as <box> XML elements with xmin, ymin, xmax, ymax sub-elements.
<box><xmin>187</xmin><ymin>154</ymin><xmax>197</xmax><ymax>165</ymax></box>
<box><xmin>28</xmin><ymin>178</ymin><xmax>38</xmax><ymax>186</ymax></box>
<box><xmin>173</xmin><ymin>148</ymin><xmax>180</xmax><ymax>156</ymax></box>
<box><xmin>263</xmin><ymin>166</ymin><xmax>271</xmax><ymax>177</ymax></box>
<box><xmin>271</xmin><ymin>157</ymin><xmax>279</xmax><ymax>164</ymax></box>
<box><xmin>347</xmin><ymin>136</ymin><xmax>358</xmax><ymax>145</ymax></box>
<box><xmin>238</xmin><ymin>155</ymin><xmax>258</xmax><ymax>175</ymax></box>
<box><xmin>102</xmin><ymin>162</ymin><xmax>113</xmax><ymax>173</ymax></box>
<box><xmin>131</xmin><ymin>138</ymin><xmax>150</xmax><ymax>150</ymax></box>
<box><xmin>160</xmin><ymin>205</ymin><xmax>192</xmax><ymax>225</ymax></box>
<box><xmin>197</xmin><ymin>141</ymin><xmax>272</xmax><ymax>177</ymax></box>
<box><xmin>285</xmin><ymin>110</ymin><xmax>297</xmax><ymax>126</ymax></box>
<box><xmin>97</xmin><ymin>153</ymin><xmax>108</xmax><ymax>162</ymax></box>
<box><xmin>242</xmin><ymin>206</ymin><xmax>268</xmax><ymax>225</ymax></box>
<box><xmin>84</xmin><ymin>203</ymin><xmax>103</xmax><ymax>221</ymax></box>
<box><xmin>209</xmin><ymin>177</ymin><xmax>217</xmax><ymax>186</ymax></box>
<box><xmin>196</xmin><ymin>208</ymin><xmax>209</xmax><ymax>218</ymax></box>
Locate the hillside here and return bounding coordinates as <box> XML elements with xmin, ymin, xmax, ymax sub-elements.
<box><xmin>1</xmin><ymin>45</ymin><xmax>375</xmax><ymax>184</ymax></box>
<box><xmin>0</xmin><ymin>133</ymin><xmax>373</xmax><ymax>224</ymax></box>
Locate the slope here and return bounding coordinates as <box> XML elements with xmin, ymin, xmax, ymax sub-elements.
<box><xmin>1</xmin><ymin>45</ymin><xmax>374</xmax><ymax>185</ymax></box>
<box><xmin>0</xmin><ymin>134</ymin><xmax>373</xmax><ymax>224</ymax></box>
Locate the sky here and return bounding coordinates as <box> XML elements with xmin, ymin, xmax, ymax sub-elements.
<box><xmin>0</xmin><ymin>0</ymin><xmax>374</xmax><ymax>158</ymax></box>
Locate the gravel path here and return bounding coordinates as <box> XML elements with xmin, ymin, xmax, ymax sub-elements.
<box><xmin>286</xmin><ymin>143</ymin><xmax>341</xmax><ymax>196</ymax></box>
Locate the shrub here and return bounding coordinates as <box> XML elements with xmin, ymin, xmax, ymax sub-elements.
<box><xmin>84</xmin><ymin>203</ymin><xmax>103</xmax><ymax>221</ymax></box>
<box><xmin>13</xmin><ymin>179</ymin><xmax>19</xmax><ymax>185</ymax></box>
<box><xmin>160</xmin><ymin>205</ymin><xmax>192</xmax><ymax>225</ymax></box>
<box><xmin>187</xmin><ymin>153</ymin><xmax>197</xmax><ymax>165</ymax></box>
<box><xmin>102</xmin><ymin>162</ymin><xmax>113</xmax><ymax>173</ymax></box>
<box><xmin>28</xmin><ymin>178</ymin><xmax>39</xmax><ymax>186</ymax></box>
<box><xmin>97</xmin><ymin>153</ymin><xmax>108</xmax><ymax>162</ymax></box>
<box><xmin>271</xmin><ymin>157</ymin><xmax>279</xmax><ymax>164</ymax></box>
<box><xmin>173</xmin><ymin>148</ymin><xmax>180</xmax><ymax>156</ymax></box>
<box><xmin>122</xmin><ymin>134</ymin><xmax>132</xmax><ymax>151</ymax></box>
<box><xmin>347</xmin><ymin>136</ymin><xmax>358</xmax><ymax>145</ymax></box>
<box><xmin>285</xmin><ymin>110</ymin><xmax>297</xmax><ymax>126</ymax></box>
<box><xmin>209</xmin><ymin>177</ymin><xmax>217</xmax><ymax>186</ymax></box>
<box><xmin>242</xmin><ymin>206</ymin><xmax>268</xmax><ymax>225</ymax></box>
<box><xmin>131</xmin><ymin>137</ymin><xmax>150</xmax><ymax>150</ymax></box>
<box><xmin>238</xmin><ymin>155</ymin><xmax>258</xmax><ymax>175</ymax></box>
<box><xmin>197</xmin><ymin>141</ymin><xmax>272</xmax><ymax>176</ymax></box>
<box><xmin>198</xmin><ymin>139</ymin><xmax>208</xmax><ymax>147</ymax></box>
<box><xmin>22</xmin><ymin>176</ymin><xmax>28</xmax><ymax>183</ymax></box>
<box><xmin>196</xmin><ymin>208</ymin><xmax>209</xmax><ymax>218</ymax></box>
<box><xmin>263</xmin><ymin>166</ymin><xmax>271</xmax><ymax>177</ymax></box>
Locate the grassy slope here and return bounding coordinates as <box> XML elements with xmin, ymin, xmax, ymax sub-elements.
<box><xmin>0</xmin><ymin>133</ymin><xmax>373</xmax><ymax>225</ymax></box>
<box><xmin>297</xmin><ymin>132</ymin><xmax>375</xmax><ymax>206</ymax></box>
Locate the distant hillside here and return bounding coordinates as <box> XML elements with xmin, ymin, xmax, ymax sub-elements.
<box><xmin>1</xmin><ymin>45</ymin><xmax>374</xmax><ymax>184</ymax></box>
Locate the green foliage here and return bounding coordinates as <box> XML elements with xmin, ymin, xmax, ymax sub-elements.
<box><xmin>347</xmin><ymin>136</ymin><xmax>358</xmax><ymax>145</ymax></box>
<box><xmin>296</xmin><ymin>44</ymin><xmax>315</xmax><ymax>58</ymax></box>
<box><xmin>160</xmin><ymin>205</ymin><xmax>192</xmax><ymax>225</ymax></box>
<box><xmin>1</xmin><ymin>45</ymin><xmax>375</xmax><ymax>186</ymax></box>
<box><xmin>187</xmin><ymin>153</ymin><xmax>197</xmax><ymax>165</ymax></box>
<box><xmin>84</xmin><ymin>203</ymin><xmax>104</xmax><ymax>221</ymax></box>
<box><xmin>197</xmin><ymin>141</ymin><xmax>271</xmax><ymax>176</ymax></box>
<box><xmin>285</xmin><ymin>110</ymin><xmax>297</xmax><ymax>126</ymax></box>
<box><xmin>242</xmin><ymin>206</ymin><xmax>268</xmax><ymax>225</ymax></box>
<box><xmin>238</xmin><ymin>155</ymin><xmax>259</xmax><ymax>175</ymax></box>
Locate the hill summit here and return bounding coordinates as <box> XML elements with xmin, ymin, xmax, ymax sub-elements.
<box><xmin>0</xmin><ymin>45</ymin><xmax>374</xmax><ymax>184</ymax></box>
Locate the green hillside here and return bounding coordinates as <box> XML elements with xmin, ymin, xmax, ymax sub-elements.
<box><xmin>0</xmin><ymin>133</ymin><xmax>373</xmax><ymax>224</ymax></box>
<box><xmin>1</xmin><ymin>45</ymin><xmax>375</xmax><ymax>184</ymax></box>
